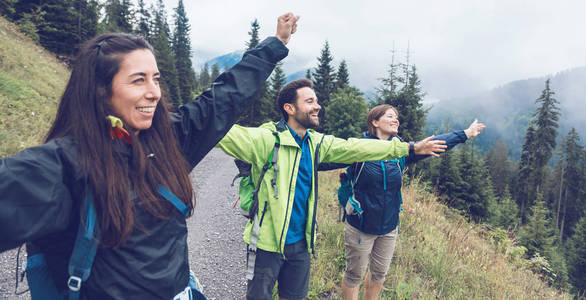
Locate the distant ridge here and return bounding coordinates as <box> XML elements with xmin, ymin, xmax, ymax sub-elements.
<box><xmin>427</xmin><ymin>66</ymin><xmax>586</xmax><ymax>158</ymax></box>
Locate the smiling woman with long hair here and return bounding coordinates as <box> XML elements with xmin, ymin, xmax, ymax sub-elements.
<box><xmin>0</xmin><ymin>13</ymin><xmax>298</xmax><ymax>299</ymax></box>
<box><xmin>340</xmin><ymin>104</ymin><xmax>485</xmax><ymax>300</ymax></box>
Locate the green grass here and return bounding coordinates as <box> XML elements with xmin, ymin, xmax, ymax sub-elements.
<box><xmin>0</xmin><ymin>16</ymin><xmax>68</xmax><ymax>157</ymax></box>
<box><xmin>308</xmin><ymin>171</ymin><xmax>570</xmax><ymax>299</ymax></box>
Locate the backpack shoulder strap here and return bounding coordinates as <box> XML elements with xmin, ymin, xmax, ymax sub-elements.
<box><xmin>67</xmin><ymin>186</ymin><xmax>99</xmax><ymax>299</ymax></box>
<box><xmin>158</xmin><ymin>185</ymin><xmax>190</xmax><ymax>217</ymax></box>
<box><xmin>248</xmin><ymin>131</ymin><xmax>280</xmax><ymax>220</ymax></box>
<box><xmin>351</xmin><ymin>162</ymin><xmax>365</xmax><ymax>188</ymax></box>
<box><xmin>246</xmin><ymin>131</ymin><xmax>280</xmax><ymax>280</ymax></box>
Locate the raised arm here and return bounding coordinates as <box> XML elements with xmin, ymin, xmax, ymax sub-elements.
<box><xmin>407</xmin><ymin>119</ymin><xmax>486</xmax><ymax>164</ymax></box>
<box><xmin>171</xmin><ymin>13</ymin><xmax>299</xmax><ymax>168</ymax></box>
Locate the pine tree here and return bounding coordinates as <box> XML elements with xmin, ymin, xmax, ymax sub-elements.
<box><xmin>517</xmin><ymin>123</ymin><xmax>536</xmax><ymax>224</ymax></box>
<box><xmin>376</xmin><ymin>47</ymin><xmax>400</xmax><ymax>105</ymax></box>
<box><xmin>376</xmin><ymin>49</ymin><xmax>426</xmax><ymax>143</ymax></box>
<box><xmin>150</xmin><ymin>0</ymin><xmax>180</xmax><ymax>107</ymax></box>
<box><xmin>557</xmin><ymin>128</ymin><xmax>585</xmax><ymax>241</ymax></box>
<box><xmin>210</xmin><ymin>63</ymin><xmax>220</xmax><ymax>82</ymax></box>
<box><xmin>488</xmin><ymin>186</ymin><xmax>519</xmax><ymax>229</ymax></box>
<box><xmin>392</xmin><ymin>65</ymin><xmax>427</xmax><ymax>142</ymax></box>
<box><xmin>436</xmin><ymin>148</ymin><xmax>464</xmax><ymax>205</ymax></box>
<box><xmin>119</xmin><ymin>0</ymin><xmax>133</xmax><ymax>31</ymax></box>
<box><xmin>238</xmin><ymin>18</ymin><xmax>271</xmax><ymax>126</ymax></box>
<box><xmin>312</xmin><ymin>41</ymin><xmax>335</xmax><ymax>131</ymax></box>
<box><xmin>566</xmin><ymin>215</ymin><xmax>586</xmax><ymax>294</ymax></box>
<box><xmin>457</xmin><ymin>143</ymin><xmax>491</xmax><ymax>221</ymax></box>
<box><xmin>14</xmin><ymin>4</ymin><xmax>43</xmax><ymax>42</ymax></box>
<box><xmin>334</xmin><ymin>59</ymin><xmax>349</xmax><ymax>91</ymax></box>
<box><xmin>80</xmin><ymin>0</ymin><xmax>99</xmax><ymax>42</ymax></box>
<box><xmin>246</xmin><ymin>19</ymin><xmax>260</xmax><ymax>50</ymax></box>
<box><xmin>198</xmin><ymin>63</ymin><xmax>211</xmax><ymax>90</ymax></box>
<box><xmin>485</xmin><ymin>140</ymin><xmax>515</xmax><ymax>198</ymax></box>
<box><xmin>518</xmin><ymin>196</ymin><xmax>568</xmax><ymax>288</ymax></box>
<box><xmin>325</xmin><ymin>86</ymin><xmax>368</xmax><ymax>139</ymax></box>
<box><xmin>172</xmin><ymin>0</ymin><xmax>196</xmax><ymax>105</ymax></box>
<box><xmin>135</xmin><ymin>0</ymin><xmax>151</xmax><ymax>38</ymax></box>
<box><xmin>0</xmin><ymin>0</ymin><xmax>16</xmax><ymax>19</ymax></box>
<box><xmin>36</xmin><ymin>0</ymin><xmax>79</xmax><ymax>55</ymax></box>
<box><xmin>305</xmin><ymin>69</ymin><xmax>311</xmax><ymax>80</ymax></box>
<box><xmin>267</xmin><ymin>62</ymin><xmax>287</xmax><ymax>120</ymax></box>
<box><xmin>532</xmin><ymin>79</ymin><xmax>560</xmax><ymax>193</ymax></box>
<box><xmin>103</xmin><ymin>0</ymin><xmax>133</xmax><ymax>33</ymax></box>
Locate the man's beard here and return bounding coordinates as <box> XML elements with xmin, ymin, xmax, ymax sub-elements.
<box><xmin>295</xmin><ymin>110</ymin><xmax>320</xmax><ymax>129</ymax></box>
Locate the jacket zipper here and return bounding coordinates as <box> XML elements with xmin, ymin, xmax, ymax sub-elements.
<box><xmin>310</xmin><ymin>134</ymin><xmax>325</xmax><ymax>255</ymax></box>
<box><xmin>278</xmin><ymin>149</ymin><xmax>299</xmax><ymax>254</ymax></box>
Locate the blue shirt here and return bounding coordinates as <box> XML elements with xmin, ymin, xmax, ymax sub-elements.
<box><xmin>285</xmin><ymin>124</ymin><xmax>313</xmax><ymax>244</ymax></box>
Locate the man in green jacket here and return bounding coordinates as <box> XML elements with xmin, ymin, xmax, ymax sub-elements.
<box><xmin>217</xmin><ymin>78</ymin><xmax>446</xmax><ymax>300</ymax></box>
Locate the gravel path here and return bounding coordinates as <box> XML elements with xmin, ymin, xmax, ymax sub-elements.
<box><xmin>0</xmin><ymin>148</ymin><xmax>248</xmax><ymax>299</ymax></box>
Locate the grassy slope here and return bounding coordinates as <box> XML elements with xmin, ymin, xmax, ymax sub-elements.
<box><xmin>309</xmin><ymin>171</ymin><xmax>570</xmax><ymax>299</ymax></box>
<box><xmin>0</xmin><ymin>16</ymin><xmax>69</xmax><ymax>157</ymax></box>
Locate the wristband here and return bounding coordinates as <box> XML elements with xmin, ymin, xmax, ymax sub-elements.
<box><xmin>409</xmin><ymin>141</ymin><xmax>415</xmax><ymax>155</ymax></box>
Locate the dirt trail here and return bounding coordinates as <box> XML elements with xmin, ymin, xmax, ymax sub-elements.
<box><xmin>0</xmin><ymin>148</ymin><xmax>247</xmax><ymax>299</ymax></box>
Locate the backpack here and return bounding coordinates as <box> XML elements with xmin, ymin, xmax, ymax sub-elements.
<box><xmin>18</xmin><ymin>185</ymin><xmax>206</xmax><ymax>300</ymax></box>
<box><xmin>337</xmin><ymin>163</ymin><xmax>365</xmax><ymax>223</ymax></box>
<box><xmin>231</xmin><ymin>131</ymin><xmax>280</xmax><ymax>281</ymax></box>
<box><xmin>232</xmin><ymin>131</ymin><xmax>280</xmax><ymax>220</ymax></box>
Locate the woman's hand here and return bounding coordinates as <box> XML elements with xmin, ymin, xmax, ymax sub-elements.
<box><xmin>275</xmin><ymin>13</ymin><xmax>300</xmax><ymax>45</ymax></box>
<box><xmin>413</xmin><ymin>136</ymin><xmax>447</xmax><ymax>158</ymax></box>
<box><xmin>464</xmin><ymin>119</ymin><xmax>486</xmax><ymax>138</ymax></box>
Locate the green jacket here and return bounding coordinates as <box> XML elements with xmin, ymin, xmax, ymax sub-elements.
<box><xmin>217</xmin><ymin>120</ymin><xmax>409</xmax><ymax>254</ymax></box>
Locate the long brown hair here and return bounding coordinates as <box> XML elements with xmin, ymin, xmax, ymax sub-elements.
<box><xmin>45</xmin><ymin>33</ymin><xmax>194</xmax><ymax>247</ymax></box>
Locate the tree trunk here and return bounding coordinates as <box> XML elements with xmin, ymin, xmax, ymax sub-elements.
<box><xmin>556</xmin><ymin>162</ymin><xmax>565</xmax><ymax>230</ymax></box>
<box><xmin>560</xmin><ymin>186</ymin><xmax>568</xmax><ymax>240</ymax></box>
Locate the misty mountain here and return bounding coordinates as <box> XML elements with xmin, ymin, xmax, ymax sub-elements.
<box><xmin>193</xmin><ymin>50</ymin><xmax>244</xmax><ymax>72</ymax></box>
<box><xmin>426</xmin><ymin>67</ymin><xmax>586</xmax><ymax>159</ymax></box>
<box><xmin>196</xmin><ymin>51</ymin><xmax>308</xmax><ymax>83</ymax></box>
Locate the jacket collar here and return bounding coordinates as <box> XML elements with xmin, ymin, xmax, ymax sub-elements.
<box><xmin>274</xmin><ymin>119</ymin><xmax>314</xmax><ymax>148</ymax></box>
<box><xmin>364</xmin><ymin>131</ymin><xmax>402</xmax><ymax>141</ymax></box>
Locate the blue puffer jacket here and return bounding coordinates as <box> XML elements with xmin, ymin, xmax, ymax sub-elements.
<box><xmin>346</xmin><ymin>131</ymin><xmax>467</xmax><ymax>235</ymax></box>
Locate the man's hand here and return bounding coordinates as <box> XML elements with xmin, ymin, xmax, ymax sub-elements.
<box><xmin>276</xmin><ymin>13</ymin><xmax>300</xmax><ymax>45</ymax></box>
<box><xmin>464</xmin><ymin>119</ymin><xmax>486</xmax><ymax>138</ymax></box>
<box><xmin>413</xmin><ymin>136</ymin><xmax>447</xmax><ymax>158</ymax></box>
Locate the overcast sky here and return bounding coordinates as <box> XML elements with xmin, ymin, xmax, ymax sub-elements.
<box><xmin>161</xmin><ymin>0</ymin><xmax>586</xmax><ymax>100</ymax></box>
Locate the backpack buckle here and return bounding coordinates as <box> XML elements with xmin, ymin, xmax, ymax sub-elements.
<box><xmin>67</xmin><ymin>275</ymin><xmax>82</xmax><ymax>291</ymax></box>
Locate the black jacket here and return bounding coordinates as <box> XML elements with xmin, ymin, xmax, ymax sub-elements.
<box><xmin>0</xmin><ymin>36</ymin><xmax>288</xmax><ymax>299</ymax></box>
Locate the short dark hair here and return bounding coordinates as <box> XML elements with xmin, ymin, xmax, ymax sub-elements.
<box><xmin>276</xmin><ymin>78</ymin><xmax>313</xmax><ymax>120</ymax></box>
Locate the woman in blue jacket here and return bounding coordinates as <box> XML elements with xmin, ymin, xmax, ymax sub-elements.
<box><xmin>341</xmin><ymin>104</ymin><xmax>485</xmax><ymax>300</ymax></box>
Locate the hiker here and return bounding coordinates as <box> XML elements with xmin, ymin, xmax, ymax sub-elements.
<box><xmin>0</xmin><ymin>13</ymin><xmax>298</xmax><ymax>299</ymax></box>
<box><xmin>339</xmin><ymin>104</ymin><xmax>485</xmax><ymax>300</ymax></box>
<box><xmin>217</xmin><ymin>79</ymin><xmax>448</xmax><ymax>300</ymax></box>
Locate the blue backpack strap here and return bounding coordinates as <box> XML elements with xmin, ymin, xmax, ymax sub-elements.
<box><xmin>67</xmin><ymin>186</ymin><xmax>99</xmax><ymax>300</ymax></box>
<box><xmin>158</xmin><ymin>185</ymin><xmax>190</xmax><ymax>217</ymax></box>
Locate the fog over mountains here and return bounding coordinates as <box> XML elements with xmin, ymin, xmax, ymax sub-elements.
<box><xmin>426</xmin><ymin>66</ymin><xmax>586</xmax><ymax>158</ymax></box>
